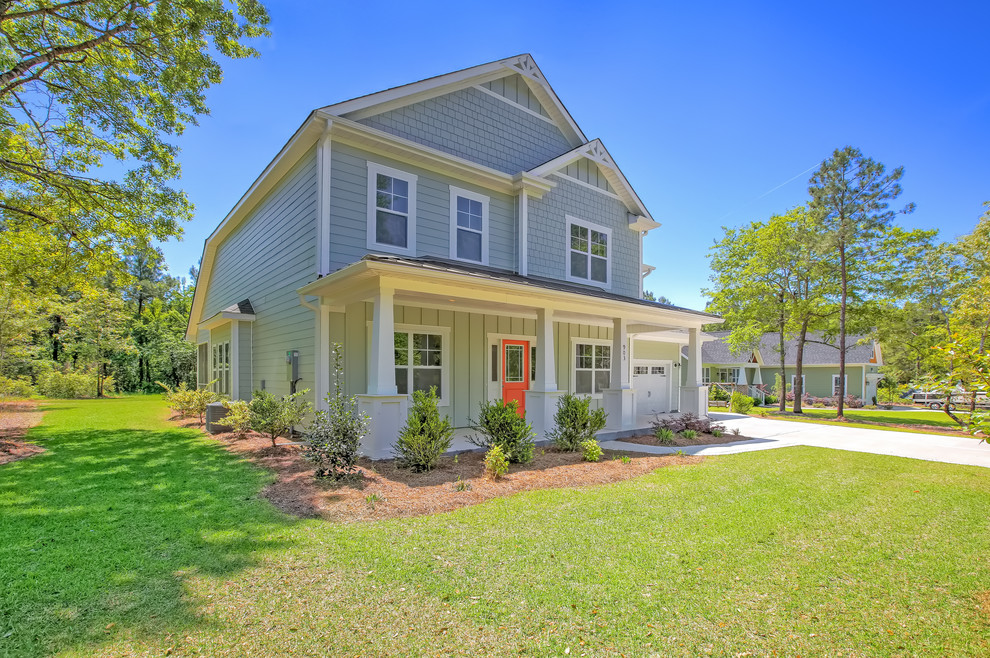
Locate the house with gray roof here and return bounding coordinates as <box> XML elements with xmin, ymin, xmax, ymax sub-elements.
<box><xmin>684</xmin><ymin>332</ymin><xmax>884</xmax><ymax>403</ymax></box>
<box><xmin>186</xmin><ymin>54</ymin><xmax>723</xmax><ymax>457</ymax></box>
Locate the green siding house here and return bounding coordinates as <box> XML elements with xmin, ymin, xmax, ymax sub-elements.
<box><xmin>687</xmin><ymin>331</ymin><xmax>884</xmax><ymax>403</ymax></box>
<box><xmin>186</xmin><ymin>55</ymin><xmax>721</xmax><ymax>457</ymax></box>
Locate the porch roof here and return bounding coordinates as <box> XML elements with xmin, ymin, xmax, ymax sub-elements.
<box><xmin>298</xmin><ymin>255</ymin><xmax>721</xmax><ymax>330</ymax></box>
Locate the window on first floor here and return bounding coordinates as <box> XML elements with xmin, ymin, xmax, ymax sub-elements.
<box><xmin>212</xmin><ymin>341</ymin><xmax>230</xmax><ymax>396</ymax></box>
<box><xmin>394</xmin><ymin>331</ymin><xmax>442</xmax><ymax>397</ymax></box>
<box><xmin>702</xmin><ymin>367</ymin><xmax>710</xmax><ymax>384</ymax></box>
<box><xmin>713</xmin><ymin>367</ymin><xmax>740</xmax><ymax>384</ymax></box>
<box><xmin>790</xmin><ymin>374</ymin><xmax>806</xmax><ymax>393</ymax></box>
<box><xmin>575</xmin><ymin>343</ymin><xmax>611</xmax><ymax>394</ymax></box>
<box><xmin>832</xmin><ymin>374</ymin><xmax>848</xmax><ymax>396</ymax></box>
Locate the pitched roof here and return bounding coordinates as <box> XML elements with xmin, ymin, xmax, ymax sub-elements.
<box><xmin>684</xmin><ymin>331</ymin><xmax>877</xmax><ymax>366</ymax></box>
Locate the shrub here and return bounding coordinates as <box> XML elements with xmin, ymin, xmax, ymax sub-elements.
<box><xmin>469</xmin><ymin>399</ymin><xmax>535</xmax><ymax>464</ymax></box>
<box><xmin>655</xmin><ymin>427</ymin><xmax>675</xmax><ymax>445</ymax></box>
<box><xmin>483</xmin><ymin>445</ymin><xmax>509</xmax><ymax>479</ymax></box>
<box><xmin>580</xmin><ymin>439</ymin><xmax>602</xmax><ymax>462</ymax></box>
<box><xmin>250</xmin><ymin>388</ymin><xmax>311</xmax><ymax>449</ymax></box>
<box><xmin>680</xmin><ymin>429</ymin><xmax>698</xmax><ymax>440</ymax></box>
<box><xmin>763</xmin><ymin>394</ymin><xmax>778</xmax><ymax>405</ymax></box>
<box><xmin>221</xmin><ymin>399</ymin><xmax>252</xmax><ymax>437</ymax></box>
<box><xmin>304</xmin><ymin>344</ymin><xmax>366</xmax><ymax>478</ymax></box>
<box><xmin>709</xmin><ymin>385</ymin><xmax>730</xmax><ymax>402</ymax></box>
<box><xmin>547</xmin><ymin>393</ymin><xmax>607</xmax><ymax>451</ymax></box>
<box><xmin>0</xmin><ymin>376</ymin><xmax>35</xmax><ymax>398</ymax></box>
<box><xmin>188</xmin><ymin>385</ymin><xmax>222</xmax><ymax>425</ymax></box>
<box><xmin>844</xmin><ymin>395</ymin><xmax>864</xmax><ymax>409</ymax></box>
<box><xmin>730</xmin><ymin>392</ymin><xmax>754</xmax><ymax>414</ymax></box>
<box><xmin>37</xmin><ymin>369</ymin><xmax>95</xmax><ymax>398</ymax></box>
<box><xmin>711</xmin><ymin>427</ymin><xmax>723</xmax><ymax>438</ymax></box>
<box><xmin>785</xmin><ymin>391</ymin><xmax>795</xmax><ymax>402</ymax></box>
<box><xmin>394</xmin><ymin>387</ymin><xmax>454</xmax><ymax>472</ymax></box>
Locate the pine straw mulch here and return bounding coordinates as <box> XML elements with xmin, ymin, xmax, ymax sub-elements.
<box><xmin>619</xmin><ymin>431</ymin><xmax>753</xmax><ymax>448</ymax></box>
<box><xmin>168</xmin><ymin>414</ymin><xmax>704</xmax><ymax>523</ymax></box>
<box><xmin>0</xmin><ymin>400</ymin><xmax>45</xmax><ymax>465</ymax></box>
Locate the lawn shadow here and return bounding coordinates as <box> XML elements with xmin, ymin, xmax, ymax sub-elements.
<box><xmin>0</xmin><ymin>400</ymin><xmax>298</xmax><ymax>657</ymax></box>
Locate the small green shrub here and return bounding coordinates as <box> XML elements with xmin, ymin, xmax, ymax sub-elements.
<box><xmin>731</xmin><ymin>427</ymin><xmax>742</xmax><ymax>436</ymax></box>
<box><xmin>188</xmin><ymin>385</ymin><xmax>222</xmax><ymax>425</ymax></box>
<box><xmin>365</xmin><ymin>493</ymin><xmax>384</xmax><ymax>508</ymax></box>
<box><xmin>0</xmin><ymin>376</ymin><xmax>35</xmax><ymax>398</ymax></box>
<box><xmin>580</xmin><ymin>439</ymin><xmax>602</xmax><ymax>462</ymax></box>
<box><xmin>250</xmin><ymin>388</ymin><xmax>311</xmax><ymax>449</ymax></box>
<box><xmin>453</xmin><ymin>476</ymin><xmax>471</xmax><ymax>492</ymax></box>
<box><xmin>655</xmin><ymin>426</ymin><xmax>675</xmax><ymax>446</ymax></box>
<box><xmin>674</xmin><ymin>449</ymin><xmax>687</xmax><ymax>457</ymax></box>
<box><xmin>680</xmin><ymin>429</ymin><xmax>698</xmax><ymax>440</ymax></box>
<box><xmin>617</xmin><ymin>454</ymin><xmax>632</xmax><ymax>464</ymax></box>
<box><xmin>711</xmin><ymin>427</ymin><xmax>723</xmax><ymax>438</ymax></box>
<box><xmin>709</xmin><ymin>385</ymin><xmax>731</xmax><ymax>402</ymax></box>
<box><xmin>484</xmin><ymin>445</ymin><xmax>509</xmax><ymax>479</ymax></box>
<box><xmin>730</xmin><ymin>392</ymin><xmax>755</xmax><ymax>414</ymax></box>
<box><xmin>305</xmin><ymin>344</ymin><xmax>367</xmax><ymax>479</ymax></box>
<box><xmin>221</xmin><ymin>399</ymin><xmax>252</xmax><ymax>437</ymax></box>
<box><xmin>547</xmin><ymin>393</ymin><xmax>607</xmax><ymax>451</ymax></box>
<box><xmin>469</xmin><ymin>399</ymin><xmax>535</xmax><ymax>463</ymax></box>
<box><xmin>394</xmin><ymin>387</ymin><xmax>454</xmax><ymax>472</ymax></box>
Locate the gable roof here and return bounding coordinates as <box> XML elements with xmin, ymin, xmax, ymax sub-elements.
<box><xmin>527</xmin><ymin>139</ymin><xmax>659</xmax><ymax>228</ymax></box>
<box><xmin>322</xmin><ymin>54</ymin><xmax>587</xmax><ymax>149</ymax></box>
<box><xmin>685</xmin><ymin>331</ymin><xmax>879</xmax><ymax>366</ymax></box>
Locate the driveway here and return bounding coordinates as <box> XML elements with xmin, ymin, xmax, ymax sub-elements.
<box><xmin>601</xmin><ymin>413</ymin><xmax>990</xmax><ymax>469</ymax></box>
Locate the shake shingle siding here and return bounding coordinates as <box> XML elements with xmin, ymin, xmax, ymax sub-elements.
<box><xmin>202</xmin><ymin>148</ymin><xmax>318</xmax><ymax>399</ymax></box>
<box><xmin>527</xmin><ymin>176</ymin><xmax>639</xmax><ymax>299</ymax></box>
<box><xmin>356</xmin><ymin>86</ymin><xmax>573</xmax><ymax>173</ymax></box>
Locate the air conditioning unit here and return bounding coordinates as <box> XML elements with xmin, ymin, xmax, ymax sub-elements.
<box><xmin>205</xmin><ymin>401</ymin><xmax>232</xmax><ymax>434</ymax></box>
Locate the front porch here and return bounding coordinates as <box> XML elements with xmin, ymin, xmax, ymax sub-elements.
<box><xmin>298</xmin><ymin>256</ymin><xmax>717</xmax><ymax>459</ymax></box>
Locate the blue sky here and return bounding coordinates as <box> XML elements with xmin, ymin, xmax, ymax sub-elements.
<box><xmin>162</xmin><ymin>1</ymin><xmax>990</xmax><ymax>310</ymax></box>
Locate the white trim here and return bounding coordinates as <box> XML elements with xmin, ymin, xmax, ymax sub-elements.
<box><xmin>569</xmin><ymin>336</ymin><xmax>612</xmax><ymax>399</ymax></box>
<box><xmin>565</xmin><ymin>215</ymin><xmax>612</xmax><ymax>289</ymax></box>
<box><xmin>832</xmin><ymin>374</ymin><xmax>848</xmax><ymax>396</ymax></box>
<box><xmin>702</xmin><ymin>366</ymin><xmax>710</xmax><ymax>385</ymax></box>
<box><xmin>472</xmin><ymin>84</ymin><xmax>556</xmax><ymax>124</ymax></box>
<box><xmin>230</xmin><ymin>321</ymin><xmax>240</xmax><ymax>400</ymax></box>
<box><xmin>448</xmin><ymin>185</ymin><xmax>489</xmax><ymax>265</ymax></box>
<box><xmin>316</xmin><ymin>130</ymin><xmax>333</xmax><ymax>276</ymax></box>
<box><xmin>367</xmin><ymin>161</ymin><xmax>417</xmax><ymax>256</ymax></box>
<box><xmin>790</xmin><ymin>374</ymin><xmax>806</xmax><ymax>393</ymax></box>
<box><xmin>548</xmin><ymin>171</ymin><xmax>621</xmax><ymax>200</ymax></box>
<box><xmin>486</xmin><ymin>332</ymin><xmax>539</xmax><ymax>401</ymax></box>
<box><xmin>196</xmin><ymin>342</ymin><xmax>209</xmax><ymax>389</ymax></box>
<box><xmin>367</xmin><ymin>322</ymin><xmax>451</xmax><ymax>407</ymax></box>
<box><xmin>518</xmin><ymin>192</ymin><xmax>528</xmax><ymax>276</ymax></box>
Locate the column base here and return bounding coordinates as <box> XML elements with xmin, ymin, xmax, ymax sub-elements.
<box><xmin>603</xmin><ymin>388</ymin><xmax>636</xmax><ymax>430</ymax></box>
<box><xmin>356</xmin><ymin>394</ymin><xmax>409</xmax><ymax>460</ymax></box>
<box><xmin>524</xmin><ymin>390</ymin><xmax>565</xmax><ymax>440</ymax></box>
<box><xmin>679</xmin><ymin>386</ymin><xmax>709</xmax><ymax>417</ymax></box>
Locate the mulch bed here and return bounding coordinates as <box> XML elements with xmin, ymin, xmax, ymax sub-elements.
<box><xmin>619</xmin><ymin>431</ymin><xmax>753</xmax><ymax>448</ymax></box>
<box><xmin>169</xmin><ymin>414</ymin><xmax>703</xmax><ymax>523</ymax></box>
<box><xmin>0</xmin><ymin>400</ymin><xmax>45</xmax><ymax>465</ymax></box>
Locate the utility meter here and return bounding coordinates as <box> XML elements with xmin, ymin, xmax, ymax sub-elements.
<box><xmin>286</xmin><ymin>350</ymin><xmax>299</xmax><ymax>382</ymax></box>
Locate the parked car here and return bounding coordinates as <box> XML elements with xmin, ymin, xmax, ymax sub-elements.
<box><xmin>911</xmin><ymin>391</ymin><xmax>955</xmax><ymax>410</ymax></box>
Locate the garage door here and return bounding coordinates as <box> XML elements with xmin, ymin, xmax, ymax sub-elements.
<box><xmin>634</xmin><ymin>363</ymin><xmax>670</xmax><ymax>415</ymax></box>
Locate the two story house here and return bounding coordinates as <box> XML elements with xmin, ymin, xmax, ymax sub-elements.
<box><xmin>186</xmin><ymin>54</ymin><xmax>721</xmax><ymax>457</ymax></box>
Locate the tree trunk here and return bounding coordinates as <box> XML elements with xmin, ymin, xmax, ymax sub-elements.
<box><xmin>837</xmin><ymin>243</ymin><xmax>847</xmax><ymax>419</ymax></box>
<box><xmin>778</xmin><ymin>325</ymin><xmax>787</xmax><ymax>412</ymax></box>
<box><xmin>793</xmin><ymin>321</ymin><xmax>809</xmax><ymax>414</ymax></box>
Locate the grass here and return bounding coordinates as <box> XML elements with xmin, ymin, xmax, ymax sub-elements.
<box><xmin>2</xmin><ymin>397</ymin><xmax>989</xmax><ymax>656</ymax></box>
<box><xmin>758</xmin><ymin>407</ymin><xmax>975</xmax><ymax>435</ymax></box>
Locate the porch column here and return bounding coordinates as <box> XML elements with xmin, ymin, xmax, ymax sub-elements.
<box><xmin>314</xmin><ymin>303</ymin><xmax>330</xmax><ymax>411</ymax></box>
<box><xmin>526</xmin><ymin>307</ymin><xmax>563</xmax><ymax>439</ymax></box>
<box><xmin>358</xmin><ymin>284</ymin><xmax>407</xmax><ymax>459</ymax></box>
<box><xmin>681</xmin><ymin>326</ymin><xmax>708</xmax><ymax>417</ymax></box>
<box><xmin>603</xmin><ymin>317</ymin><xmax>635</xmax><ymax>431</ymax></box>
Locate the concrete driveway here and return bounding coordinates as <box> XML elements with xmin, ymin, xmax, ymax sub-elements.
<box><xmin>601</xmin><ymin>412</ymin><xmax>990</xmax><ymax>469</ymax></box>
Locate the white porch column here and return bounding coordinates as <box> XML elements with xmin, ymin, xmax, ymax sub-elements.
<box><xmin>358</xmin><ymin>285</ymin><xmax>407</xmax><ymax>459</ymax></box>
<box><xmin>525</xmin><ymin>307</ymin><xmax>563</xmax><ymax>439</ymax></box>
<box><xmin>603</xmin><ymin>317</ymin><xmax>635</xmax><ymax>431</ymax></box>
<box><xmin>230</xmin><ymin>321</ymin><xmax>240</xmax><ymax>400</ymax></box>
<box><xmin>314</xmin><ymin>303</ymin><xmax>330</xmax><ymax>411</ymax></box>
<box><xmin>681</xmin><ymin>326</ymin><xmax>708</xmax><ymax>417</ymax></box>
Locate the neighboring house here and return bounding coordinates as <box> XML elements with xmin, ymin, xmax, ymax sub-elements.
<box><xmin>186</xmin><ymin>54</ymin><xmax>722</xmax><ymax>457</ymax></box>
<box><xmin>686</xmin><ymin>331</ymin><xmax>884</xmax><ymax>402</ymax></box>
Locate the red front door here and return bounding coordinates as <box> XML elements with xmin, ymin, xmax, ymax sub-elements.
<box><xmin>501</xmin><ymin>339</ymin><xmax>529</xmax><ymax>417</ymax></box>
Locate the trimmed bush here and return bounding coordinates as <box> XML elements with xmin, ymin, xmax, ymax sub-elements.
<box><xmin>469</xmin><ymin>399</ymin><xmax>535</xmax><ymax>464</ymax></box>
<box><xmin>655</xmin><ymin>426</ymin><xmax>675</xmax><ymax>445</ymax></box>
<box><xmin>580</xmin><ymin>439</ymin><xmax>602</xmax><ymax>462</ymax></box>
<box><xmin>730</xmin><ymin>392</ymin><xmax>754</xmax><ymax>414</ymax></box>
<box><xmin>680</xmin><ymin>429</ymin><xmax>698</xmax><ymax>440</ymax></box>
<box><xmin>483</xmin><ymin>445</ymin><xmax>509</xmax><ymax>479</ymax></box>
<box><xmin>305</xmin><ymin>344</ymin><xmax>366</xmax><ymax>479</ymax></box>
<box><xmin>250</xmin><ymin>389</ymin><xmax>311</xmax><ymax>448</ymax></box>
<box><xmin>394</xmin><ymin>387</ymin><xmax>454</xmax><ymax>472</ymax></box>
<box><xmin>547</xmin><ymin>393</ymin><xmax>607</xmax><ymax>451</ymax></box>
<box><xmin>221</xmin><ymin>399</ymin><xmax>252</xmax><ymax>437</ymax></box>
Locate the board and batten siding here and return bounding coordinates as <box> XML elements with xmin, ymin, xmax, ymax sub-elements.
<box><xmin>328</xmin><ymin>142</ymin><xmax>516</xmax><ymax>273</ymax></box>
<box><xmin>201</xmin><ymin>147</ymin><xmax>319</xmax><ymax>401</ymax></box>
<box><xmin>481</xmin><ymin>73</ymin><xmax>553</xmax><ymax>118</ymax></box>
<box><xmin>527</xmin><ymin>175</ymin><xmax>641</xmax><ymax>299</ymax></box>
<box><xmin>356</xmin><ymin>85</ymin><xmax>573</xmax><ymax>174</ymax></box>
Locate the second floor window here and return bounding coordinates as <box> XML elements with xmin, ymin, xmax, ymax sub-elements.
<box><xmin>449</xmin><ymin>186</ymin><xmax>489</xmax><ymax>264</ymax></box>
<box><xmin>367</xmin><ymin>162</ymin><xmax>416</xmax><ymax>255</ymax></box>
<box><xmin>567</xmin><ymin>216</ymin><xmax>610</xmax><ymax>287</ymax></box>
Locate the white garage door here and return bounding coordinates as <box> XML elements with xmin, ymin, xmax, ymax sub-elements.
<box><xmin>634</xmin><ymin>362</ymin><xmax>670</xmax><ymax>415</ymax></box>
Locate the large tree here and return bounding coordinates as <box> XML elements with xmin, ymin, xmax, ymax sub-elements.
<box><xmin>0</xmin><ymin>0</ymin><xmax>269</xmax><ymax>275</ymax></box>
<box><xmin>808</xmin><ymin>146</ymin><xmax>914</xmax><ymax>418</ymax></box>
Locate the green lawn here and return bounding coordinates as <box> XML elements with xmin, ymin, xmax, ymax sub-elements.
<box><xmin>758</xmin><ymin>407</ymin><xmax>972</xmax><ymax>434</ymax></box>
<box><xmin>2</xmin><ymin>397</ymin><xmax>989</xmax><ymax>656</ymax></box>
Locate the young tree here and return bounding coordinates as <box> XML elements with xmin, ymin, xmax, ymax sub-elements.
<box><xmin>808</xmin><ymin>147</ymin><xmax>915</xmax><ymax>418</ymax></box>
